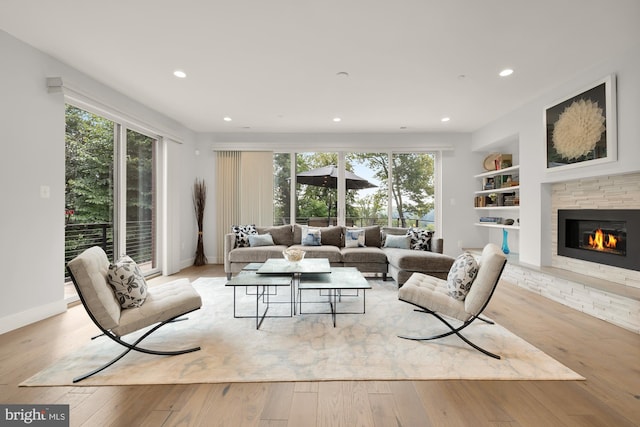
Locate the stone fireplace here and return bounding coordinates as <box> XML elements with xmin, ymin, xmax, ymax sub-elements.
<box><xmin>551</xmin><ymin>172</ymin><xmax>640</xmax><ymax>288</ymax></box>
<box><xmin>499</xmin><ymin>172</ymin><xmax>640</xmax><ymax>333</ymax></box>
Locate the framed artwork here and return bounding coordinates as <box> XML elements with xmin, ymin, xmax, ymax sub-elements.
<box><xmin>545</xmin><ymin>74</ymin><xmax>616</xmax><ymax>171</ymax></box>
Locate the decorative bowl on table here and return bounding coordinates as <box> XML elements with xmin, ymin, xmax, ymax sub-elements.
<box><xmin>283</xmin><ymin>248</ymin><xmax>305</xmax><ymax>263</ymax></box>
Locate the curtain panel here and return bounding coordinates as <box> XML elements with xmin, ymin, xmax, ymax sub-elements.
<box><xmin>215</xmin><ymin>151</ymin><xmax>273</xmax><ymax>262</ymax></box>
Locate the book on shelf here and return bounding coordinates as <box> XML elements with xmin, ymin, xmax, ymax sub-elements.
<box><xmin>479</xmin><ymin>216</ymin><xmax>502</xmax><ymax>223</ymax></box>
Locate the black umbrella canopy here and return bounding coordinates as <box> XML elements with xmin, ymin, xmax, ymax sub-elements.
<box><xmin>296</xmin><ymin>165</ymin><xmax>377</xmax><ymax>190</ymax></box>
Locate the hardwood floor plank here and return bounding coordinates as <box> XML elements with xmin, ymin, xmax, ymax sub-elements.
<box><xmin>387</xmin><ymin>381</ymin><xmax>430</xmax><ymax>427</ymax></box>
<box><xmin>259</xmin><ymin>383</ymin><xmax>295</xmax><ymax>421</ymax></box>
<box><xmin>413</xmin><ymin>381</ymin><xmax>486</xmax><ymax>426</ymax></box>
<box><xmin>316</xmin><ymin>381</ymin><xmax>374</xmax><ymax>427</ymax></box>
<box><xmin>367</xmin><ymin>393</ymin><xmax>400</xmax><ymax>427</ymax></box>
<box><xmin>287</xmin><ymin>392</ymin><xmax>317</xmax><ymax>427</ymax></box>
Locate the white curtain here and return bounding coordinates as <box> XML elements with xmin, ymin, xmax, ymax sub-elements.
<box><xmin>215</xmin><ymin>151</ymin><xmax>273</xmax><ymax>262</ymax></box>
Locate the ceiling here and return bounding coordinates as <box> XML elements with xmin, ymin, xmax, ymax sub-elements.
<box><xmin>1</xmin><ymin>1</ymin><xmax>639</xmax><ymax>134</ymax></box>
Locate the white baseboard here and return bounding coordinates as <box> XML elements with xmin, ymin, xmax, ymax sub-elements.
<box><xmin>0</xmin><ymin>300</ymin><xmax>67</xmax><ymax>335</ymax></box>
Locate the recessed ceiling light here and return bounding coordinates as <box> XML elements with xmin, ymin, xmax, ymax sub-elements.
<box><xmin>333</xmin><ymin>117</ymin><xmax>342</xmax><ymax>122</ymax></box>
<box><xmin>173</xmin><ymin>70</ymin><xmax>187</xmax><ymax>78</ymax></box>
<box><xmin>441</xmin><ymin>117</ymin><xmax>451</xmax><ymax>122</ymax></box>
<box><xmin>223</xmin><ymin>116</ymin><xmax>232</xmax><ymax>122</ymax></box>
<box><xmin>499</xmin><ymin>68</ymin><xmax>514</xmax><ymax>77</ymax></box>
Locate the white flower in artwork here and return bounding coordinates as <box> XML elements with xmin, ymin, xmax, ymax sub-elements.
<box><xmin>552</xmin><ymin>99</ymin><xmax>606</xmax><ymax>160</ymax></box>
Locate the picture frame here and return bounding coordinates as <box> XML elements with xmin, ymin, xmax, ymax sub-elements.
<box><xmin>545</xmin><ymin>74</ymin><xmax>616</xmax><ymax>171</ymax></box>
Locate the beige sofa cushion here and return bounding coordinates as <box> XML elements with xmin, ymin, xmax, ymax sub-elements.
<box><xmin>383</xmin><ymin>247</ymin><xmax>454</xmax><ymax>272</ymax></box>
<box><xmin>399</xmin><ymin>273</ymin><xmax>469</xmax><ymax>321</ymax></box>
<box><xmin>256</xmin><ymin>224</ymin><xmax>294</xmax><ymax>246</ymax></box>
<box><xmin>229</xmin><ymin>245</ymin><xmax>289</xmax><ymax>263</ymax></box>
<box><xmin>288</xmin><ymin>244</ymin><xmax>343</xmax><ymax>263</ymax></box>
<box><xmin>67</xmin><ymin>246</ymin><xmax>121</xmax><ymax>331</ymax></box>
<box><xmin>113</xmin><ymin>278</ymin><xmax>202</xmax><ymax>337</ymax></box>
<box><xmin>341</xmin><ymin>247</ymin><xmax>387</xmax><ymax>264</ymax></box>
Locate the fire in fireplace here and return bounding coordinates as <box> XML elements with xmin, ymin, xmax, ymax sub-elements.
<box><xmin>558</xmin><ymin>209</ymin><xmax>639</xmax><ymax>271</ymax></box>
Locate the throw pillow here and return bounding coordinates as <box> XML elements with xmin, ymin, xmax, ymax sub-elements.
<box><xmin>345</xmin><ymin>228</ymin><xmax>366</xmax><ymax>248</ymax></box>
<box><xmin>106</xmin><ymin>255</ymin><xmax>148</xmax><ymax>308</ymax></box>
<box><xmin>383</xmin><ymin>234</ymin><xmax>411</xmax><ymax>249</ymax></box>
<box><xmin>248</xmin><ymin>233</ymin><xmax>275</xmax><ymax>247</ymax></box>
<box><xmin>446</xmin><ymin>252</ymin><xmax>479</xmax><ymax>301</ymax></box>
<box><xmin>407</xmin><ymin>228</ymin><xmax>432</xmax><ymax>251</ymax></box>
<box><xmin>231</xmin><ymin>224</ymin><xmax>257</xmax><ymax>248</ymax></box>
<box><xmin>301</xmin><ymin>228</ymin><xmax>322</xmax><ymax>246</ymax></box>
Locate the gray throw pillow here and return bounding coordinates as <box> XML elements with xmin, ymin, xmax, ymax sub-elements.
<box><xmin>383</xmin><ymin>234</ymin><xmax>411</xmax><ymax>249</ymax></box>
<box><xmin>249</xmin><ymin>233</ymin><xmax>275</xmax><ymax>247</ymax></box>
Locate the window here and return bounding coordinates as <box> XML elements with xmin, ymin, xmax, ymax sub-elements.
<box><xmin>273</xmin><ymin>151</ymin><xmax>437</xmax><ymax>231</ymax></box>
<box><xmin>65</xmin><ymin>105</ymin><xmax>160</xmax><ymax>298</ymax></box>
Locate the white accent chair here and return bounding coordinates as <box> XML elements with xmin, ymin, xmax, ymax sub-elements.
<box><xmin>398</xmin><ymin>243</ymin><xmax>507</xmax><ymax>359</ymax></box>
<box><xmin>66</xmin><ymin>246</ymin><xmax>202</xmax><ymax>382</ymax></box>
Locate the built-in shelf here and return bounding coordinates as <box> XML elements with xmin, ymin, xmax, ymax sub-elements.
<box><xmin>474</xmin><ymin>223</ymin><xmax>519</xmax><ymax>230</ymax></box>
<box><xmin>475</xmin><ymin>185</ymin><xmax>520</xmax><ymax>196</ymax></box>
<box><xmin>474</xmin><ymin>206</ymin><xmax>519</xmax><ymax>211</ymax></box>
<box><xmin>473</xmin><ymin>165</ymin><xmax>520</xmax><ymax>178</ymax></box>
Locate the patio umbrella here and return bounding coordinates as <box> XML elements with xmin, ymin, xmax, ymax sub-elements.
<box><xmin>296</xmin><ymin>165</ymin><xmax>377</xmax><ymax>222</ymax></box>
<box><xmin>296</xmin><ymin>165</ymin><xmax>377</xmax><ymax>190</ymax></box>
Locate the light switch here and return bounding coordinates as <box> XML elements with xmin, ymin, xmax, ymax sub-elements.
<box><xmin>40</xmin><ymin>185</ymin><xmax>50</xmax><ymax>199</ymax></box>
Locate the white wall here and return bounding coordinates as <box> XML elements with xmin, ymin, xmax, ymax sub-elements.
<box><xmin>196</xmin><ymin>132</ymin><xmax>484</xmax><ymax>260</ymax></box>
<box><xmin>0</xmin><ymin>31</ymin><xmax>197</xmax><ymax>334</ymax></box>
<box><xmin>472</xmin><ymin>43</ymin><xmax>640</xmax><ymax>267</ymax></box>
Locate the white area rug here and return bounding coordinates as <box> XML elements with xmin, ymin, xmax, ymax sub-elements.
<box><xmin>22</xmin><ymin>277</ymin><xmax>584</xmax><ymax>386</ymax></box>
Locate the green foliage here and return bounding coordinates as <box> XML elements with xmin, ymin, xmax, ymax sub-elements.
<box><xmin>65</xmin><ymin>105</ymin><xmax>115</xmax><ymax>223</ymax></box>
<box><xmin>273</xmin><ymin>151</ymin><xmax>435</xmax><ymax>227</ymax></box>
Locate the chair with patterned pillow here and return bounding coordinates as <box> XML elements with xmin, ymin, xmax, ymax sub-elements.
<box><xmin>397</xmin><ymin>243</ymin><xmax>507</xmax><ymax>359</ymax></box>
<box><xmin>66</xmin><ymin>246</ymin><xmax>203</xmax><ymax>382</ymax></box>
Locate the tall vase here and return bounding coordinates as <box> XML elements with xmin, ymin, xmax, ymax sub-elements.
<box><xmin>501</xmin><ymin>228</ymin><xmax>510</xmax><ymax>255</ymax></box>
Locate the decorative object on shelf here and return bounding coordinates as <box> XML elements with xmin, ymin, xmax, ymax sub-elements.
<box><xmin>483</xmin><ymin>153</ymin><xmax>501</xmax><ymax>171</ymax></box>
<box><xmin>545</xmin><ymin>74</ymin><xmax>617</xmax><ymax>171</ymax></box>
<box><xmin>503</xmin><ymin>219</ymin><xmax>515</xmax><ymax>225</ymax></box>
<box><xmin>501</xmin><ymin>228</ymin><xmax>510</xmax><ymax>255</ymax></box>
<box><xmin>193</xmin><ymin>178</ymin><xmax>207</xmax><ymax>266</ymax></box>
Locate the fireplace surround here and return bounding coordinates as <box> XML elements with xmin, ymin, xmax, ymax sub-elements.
<box><xmin>558</xmin><ymin>209</ymin><xmax>640</xmax><ymax>271</ymax></box>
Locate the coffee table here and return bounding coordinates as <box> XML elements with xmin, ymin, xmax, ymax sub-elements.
<box><xmin>225</xmin><ymin>272</ymin><xmax>293</xmax><ymax>329</ymax></box>
<box><xmin>298</xmin><ymin>267</ymin><xmax>371</xmax><ymax>327</ymax></box>
<box><xmin>257</xmin><ymin>258</ymin><xmax>331</xmax><ymax>314</ymax></box>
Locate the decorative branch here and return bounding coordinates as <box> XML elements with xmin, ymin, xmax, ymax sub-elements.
<box><xmin>193</xmin><ymin>179</ymin><xmax>207</xmax><ymax>266</ymax></box>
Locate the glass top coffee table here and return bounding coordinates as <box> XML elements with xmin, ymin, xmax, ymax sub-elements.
<box><xmin>257</xmin><ymin>258</ymin><xmax>331</xmax><ymax>315</ymax></box>
<box><xmin>225</xmin><ymin>272</ymin><xmax>293</xmax><ymax>329</ymax></box>
<box><xmin>298</xmin><ymin>267</ymin><xmax>371</xmax><ymax>327</ymax></box>
<box><xmin>256</xmin><ymin>258</ymin><xmax>331</xmax><ymax>275</ymax></box>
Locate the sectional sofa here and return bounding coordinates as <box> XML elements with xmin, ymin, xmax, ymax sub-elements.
<box><xmin>224</xmin><ymin>224</ymin><xmax>455</xmax><ymax>286</ymax></box>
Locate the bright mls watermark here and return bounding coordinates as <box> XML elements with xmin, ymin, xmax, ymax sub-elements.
<box><xmin>1</xmin><ymin>405</ymin><xmax>69</xmax><ymax>426</ymax></box>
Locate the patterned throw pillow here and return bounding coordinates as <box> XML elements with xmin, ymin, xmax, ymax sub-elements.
<box><xmin>302</xmin><ymin>228</ymin><xmax>322</xmax><ymax>246</ymax></box>
<box><xmin>407</xmin><ymin>228</ymin><xmax>432</xmax><ymax>251</ymax></box>
<box><xmin>446</xmin><ymin>252</ymin><xmax>479</xmax><ymax>301</ymax></box>
<box><xmin>345</xmin><ymin>228</ymin><xmax>366</xmax><ymax>248</ymax></box>
<box><xmin>232</xmin><ymin>224</ymin><xmax>257</xmax><ymax>248</ymax></box>
<box><xmin>248</xmin><ymin>233</ymin><xmax>275</xmax><ymax>247</ymax></box>
<box><xmin>107</xmin><ymin>255</ymin><xmax>148</xmax><ymax>308</ymax></box>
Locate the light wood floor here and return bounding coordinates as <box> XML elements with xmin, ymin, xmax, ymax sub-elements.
<box><xmin>1</xmin><ymin>264</ymin><xmax>639</xmax><ymax>427</ymax></box>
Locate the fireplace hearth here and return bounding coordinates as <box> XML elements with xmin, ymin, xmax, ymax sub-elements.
<box><xmin>558</xmin><ymin>209</ymin><xmax>640</xmax><ymax>271</ymax></box>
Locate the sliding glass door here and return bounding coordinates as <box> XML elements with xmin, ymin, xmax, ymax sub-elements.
<box><xmin>65</xmin><ymin>104</ymin><xmax>159</xmax><ymax>296</ymax></box>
